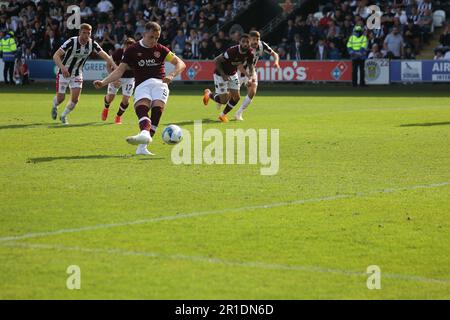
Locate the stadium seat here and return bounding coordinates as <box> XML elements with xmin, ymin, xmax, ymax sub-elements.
<box><xmin>433</xmin><ymin>10</ymin><xmax>446</xmax><ymax>27</ymax></box>
<box><xmin>313</xmin><ymin>11</ymin><xmax>324</xmax><ymax>20</ymax></box>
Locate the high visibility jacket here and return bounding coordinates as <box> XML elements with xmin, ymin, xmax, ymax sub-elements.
<box><xmin>1</xmin><ymin>35</ymin><xmax>17</xmax><ymax>62</ymax></box>
<box><xmin>347</xmin><ymin>35</ymin><xmax>367</xmax><ymax>58</ymax></box>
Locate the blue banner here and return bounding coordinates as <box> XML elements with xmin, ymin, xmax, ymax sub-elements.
<box><xmin>391</xmin><ymin>60</ymin><xmax>450</xmax><ymax>82</ymax></box>
<box><xmin>26</xmin><ymin>59</ymin><xmax>57</xmax><ymax>79</ymax></box>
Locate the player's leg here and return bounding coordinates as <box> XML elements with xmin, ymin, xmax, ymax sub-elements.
<box><xmin>148</xmin><ymin>80</ymin><xmax>169</xmax><ymax>139</ymax></box>
<box><xmin>219</xmin><ymin>74</ymin><xmax>240</xmax><ymax>123</ymax></box>
<box><xmin>60</xmin><ymin>76</ymin><xmax>82</xmax><ymax>124</ymax></box>
<box><xmin>114</xmin><ymin>95</ymin><xmax>130</xmax><ymax>124</ymax></box>
<box><xmin>51</xmin><ymin>74</ymin><xmax>67</xmax><ymax>120</ymax></box>
<box><xmin>204</xmin><ymin>74</ymin><xmax>230</xmax><ymax>106</ymax></box>
<box><xmin>125</xmin><ymin>80</ymin><xmax>154</xmax><ymax>154</ymax></box>
<box><xmin>102</xmin><ymin>83</ymin><xmax>117</xmax><ymax>121</ymax></box>
<box><xmin>236</xmin><ymin>76</ymin><xmax>258</xmax><ymax>121</ymax></box>
<box><xmin>115</xmin><ymin>79</ymin><xmax>134</xmax><ymax>124</ymax></box>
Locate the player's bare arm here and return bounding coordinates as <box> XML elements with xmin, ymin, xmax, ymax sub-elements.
<box><xmin>93</xmin><ymin>63</ymin><xmax>129</xmax><ymax>89</ymax></box>
<box><xmin>53</xmin><ymin>48</ymin><xmax>70</xmax><ymax>77</ymax></box>
<box><xmin>97</xmin><ymin>50</ymin><xmax>117</xmax><ymax>71</ymax></box>
<box><xmin>271</xmin><ymin>50</ymin><xmax>280</xmax><ymax>68</ymax></box>
<box><xmin>214</xmin><ymin>55</ymin><xmax>230</xmax><ymax>81</ymax></box>
<box><xmin>163</xmin><ymin>55</ymin><xmax>186</xmax><ymax>84</ymax></box>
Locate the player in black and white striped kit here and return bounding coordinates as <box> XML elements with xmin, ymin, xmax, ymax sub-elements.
<box><xmin>234</xmin><ymin>31</ymin><xmax>280</xmax><ymax>121</ymax></box>
<box><xmin>51</xmin><ymin>23</ymin><xmax>116</xmax><ymax>124</ymax></box>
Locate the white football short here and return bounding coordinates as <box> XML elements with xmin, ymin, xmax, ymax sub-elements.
<box><xmin>213</xmin><ymin>73</ymin><xmax>240</xmax><ymax>94</ymax></box>
<box><xmin>239</xmin><ymin>72</ymin><xmax>258</xmax><ymax>87</ymax></box>
<box><xmin>134</xmin><ymin>78</ymin><xmax>169</xmax><ymax>105</ymax></box>
<box><xmin>107</xmin><ymin>78</ymin><xmax>135</xmax><ymax>97</ymax></box>
<box><xmin>56</xmin><ymin>74</ymin><xmax>83</xmax><ymax>93</ymax></box>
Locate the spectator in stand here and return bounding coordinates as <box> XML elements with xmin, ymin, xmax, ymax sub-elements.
<box><xmin>328</xmin><ymin>41</ymin><xmax>342</xmax><ymax>59</ymax></box>
<box><xmin>172</xmin><ymin>29</ymin><xmax>187</xmax><ymax>56</ymax></box>
<box><xmin>79</xmin><ymin>1</ymin><xmax>94</xmax><ymax>21</ymax></box>
<box><xmin>404</xmin><ymin>45</ymin><xmax>416</xmax><ymax>59</ymax></box>
<box><xmin>384</xmin><ymin>26</ymin><xmax>404</xmax><ymax>59</ymax></box>
<box><xmin>439</xmin><ymin>24</ymin><xmax>450</xmax><ymax>47</ymax></box>
<box><xmin>289</xmin><ymin>34</ymin><xmax>303</xmax><ymax>60</ymax></box>
<box><xmin>44</xmin><ymin>29</ymin><xmax>60</xmax><ymax>59</ymax></box>
<box><xmin>23</xmin><ymin>47</ymin><xmax>36</xmax><ymax>60</ymax></box>
<box><xmin>434</xmin><ymin>48</ymin><xmax>445</xmax><ymax>60</ymax></box>
<box><xmin>368</xmin><ymin>43</ymin><xmax>384</xmax><ymax>59</ymax></box>
<box><xmin>416</xmin><ymin>9</ymin><xmax>433</xmax><ymax>43</ymax></box>
<box><xmin>213</xmin><ymin>39</ymin><xmax>225</xmax><ymax>57</ymax></box>
<box><xmin>198</xmin><ymin>38</ymin><xmax>213</xmax><ymax>60</ymax></box>
<box><xmin>284</xmin><ymin>19</ymin><xmax>297</xmax><ymax>42</ymax></box>
<box><xmin>278</xmin><ymin>46</ymin><xmax>288</xmax><ymax>60</ymax></box>
<box><xmin>403</xmin><ymin>18</ymin><xmax>421</xmax><ymax>54</ymax></box>
<box><xmin>315</xmin><ymin>38</ymin><xmax>329</xmax><ymax>60</ymax></box>
<box><xmin>182</xmin><ymin>42</ymin><xmax>194</xmax><ymax>59</ymax></box>
<box><xmin>99</xmin><ymin>30</ymin><xmax>116</xmax><ymax>55</ymax></box>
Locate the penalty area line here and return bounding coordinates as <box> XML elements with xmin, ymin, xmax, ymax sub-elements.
<box><xmin>0</xmin><ymin>181</ymin><xmax>449</xmax><ymax>243</ymax></box>
<box><xmin>1</xmin><ymin>241</ymin><xmax>450</xmax><ymax>285</ymax></box>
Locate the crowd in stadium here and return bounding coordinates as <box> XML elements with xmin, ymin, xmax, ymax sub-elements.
<box><xmin>276</xmin><ymin>0</ymin><xmax>446</xmax><ymax>60</ymax></box>
<box><xmin>0</xmin><ymin>0</ymin><xmax>252</xmax><ymax>60</ymax></box>
<box><xmin>0</xmin><ymin>0</ymin><xmax>448</xmax><ymax>63</ymax></box>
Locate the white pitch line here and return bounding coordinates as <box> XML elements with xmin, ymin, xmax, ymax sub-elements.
<box><xmin>0</xmin><ymin>181</ymin><xmax>449</xmax><ymax>243</ymax></box>
<box><xmin>2</xmin><ymin>242</ymin><xmax>449</xmax><ymax>285</ymax></box>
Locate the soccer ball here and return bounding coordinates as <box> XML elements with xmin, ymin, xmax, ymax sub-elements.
<box><xmin>161</xmin><ymin>124</ymin><xmax>183</xmax><ymax>145</ymax></box>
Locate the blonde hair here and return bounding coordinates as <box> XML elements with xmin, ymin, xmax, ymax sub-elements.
<box><xmin>80</xmin><ymin>23</ymin><xmax>92</xmax><ymax>31</ymax></box>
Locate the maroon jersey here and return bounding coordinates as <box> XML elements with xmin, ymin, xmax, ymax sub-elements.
<box><xmin>121</xmin><ymin>40</ymin><xmax>174</xmax><ymax>86</ymax></box>
<box><xmin>112</xmin><ymin>48</ymin><xmax>134</xmax><ymax>78</ymax></box>
<box><xmin>215</xmin><ymin>45</ymin><xmax>254</xmax><ymax>76</ymax></box>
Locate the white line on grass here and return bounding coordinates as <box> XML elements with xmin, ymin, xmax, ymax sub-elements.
<box><xmin>2</xmin><ymin>241</ymin><xmax>449</xmax><ymax>285</ymax></box>
<box><xmin>0</xmin><ymin>181</ymin><xmax>449</xmax><ymax>243</ymax></box>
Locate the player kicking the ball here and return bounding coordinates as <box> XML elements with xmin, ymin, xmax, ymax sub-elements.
<box><xmin>93</xmin><ymin>22</ymin><xmax>186</xmax><ymax>155</ymax></box>
<box><xmin>234</xmin><ymin>30</ymin><xmax>280</xmax><ymax>121</ymax></box>
<box><xmin>51</xmin><ymin>23</ymin><xmax>116</xmax><ymax>125</ymax></box>
<box><xmin>101</xmin><ymin>38</ymin><xmax>136</xmax><ymax>124</ymax></box>
<box><xmin>202</xmin><ymin>34</ymin><xmax>254</xmax><ymax>123</ymax></box>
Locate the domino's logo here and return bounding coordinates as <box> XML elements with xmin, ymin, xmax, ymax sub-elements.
<box><xmin>332</xmin><ymin>67</ymin><xmax>342</xmax><ymax>80</ymax></box>
<box><xmin>331</xmin><ymin>62</ymin><xmax>348</xmax><ymax>80</ymax></box>
<box><xmin>187</xmin><ymin>62</ymin><xmax>202</xmax><ymax>80</ymax></box>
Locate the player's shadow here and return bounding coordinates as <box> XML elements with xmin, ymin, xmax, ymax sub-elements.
<box><xmin>0</xmin><ymin>123</ymin><xmax>52</xmax><ymax>130</ymax></box>
<box><xmin>48</xmin><ymin>122</ymin><xmax>113</xmax><ymax>129</ymax></box>
<box><xmin>28</xmin><ymin>155</ymin><xmax>133</xmax><ymax>163</ymax></box>
<box><xmin>163</xmin><ymin>118</ymin><xmax>217</xmax><ymax>126</ymax></box>
<box><xmin>400</xmin><ymin>121</ymin><xmax>450</xmax><ymax>127</ymax></box>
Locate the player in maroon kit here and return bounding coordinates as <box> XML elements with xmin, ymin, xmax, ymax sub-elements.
<box><xmin>93</xmin><ymin>22</ymin><xmax>186</xmax><ymax>155</ymax></box>
<box><xmin>202</xmin><ymin>34</ymin><xmax>255</xmax><ymax>123</ymax></box>
<box><xmin>101</xmin><ymin>38</ymin><xmax>136</xmax><ymax>124</ymax></box>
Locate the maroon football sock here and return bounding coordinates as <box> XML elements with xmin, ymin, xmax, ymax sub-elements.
<box><xmin>222</xmin><ymin>99</ymin><xmax>238</xmax><ymax>115</ymax></box>
<box><xmin>209</xmin><ymin>92</ymin><xmax>223</xmax><ymax>104</ymax></box>
<box><xmin>117</xmin><ymin>102</ymin><xmax>128</xmax><ymax>116</ymax></box>
<box><xmin>104</xmin><ymin>96</ymin><xmax>110</xmax><ymax>109</ymax></box>
<box><xmin>150</xmin><ymin>106</ymin><xmax>164</xmax><ymax>137</ymax></box>
<box><xmin>135</xmin><ymin>104</ymin><xmax>151</xmax><ymax>131</ymax></box>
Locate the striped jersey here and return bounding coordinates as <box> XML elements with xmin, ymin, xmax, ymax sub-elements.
<box><xmin>417</xmin><ymin>1</ymin><xmax>432</xmax><ymax>15</ymax></box>
<box><xmin>58</xmin><ymin>36</ymin><xmax>103</xmax><ymax>77</ymax></box>
<box><xmin>245</xmin><ymin>40</ymin><xmax>273</xmax><ymax>68</ymax></box>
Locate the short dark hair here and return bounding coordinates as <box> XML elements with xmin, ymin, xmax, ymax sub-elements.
<box><xmin>124</xmin><ymin>37</ymin><xmax>136</xmax><ymax>46</ymax></box>
<box><xmin>249</xmin><ymin>31</ymin><xmax>260</xmax><ymax>38</ymax></box>
<box><xmin>145</xmin><ymin>22</ymin><xmax>161</xmax><ymax>33</ymax></box>
<box><xmin>241</xmin><ymin>33</ymin><xmax>250</xmax><ymax>39</ymax></box>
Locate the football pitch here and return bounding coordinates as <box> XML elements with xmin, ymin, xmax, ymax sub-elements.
<box><xmin>0</xmin><ymin>84</ymin><xmax>449</xmax><ymax>299</ymax></box>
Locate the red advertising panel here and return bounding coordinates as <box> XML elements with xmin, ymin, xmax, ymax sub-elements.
<box><xmin>181</xmin><ymin>60</ymin><xmax>352</xmax><ymax>82</ymax></box>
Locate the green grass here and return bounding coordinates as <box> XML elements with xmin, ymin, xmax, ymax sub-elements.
<box><xmin>0</xmin><ymin>84</ymin><xmax>449</xmax><ymax>299</ymax></box>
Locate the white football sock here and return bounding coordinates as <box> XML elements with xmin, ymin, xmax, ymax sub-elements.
<box><xmin>61</xmin><ymin>101</ymin><xmax>76</xmax><ymax>117</ymax></box>
<box><xmin>237</xmin><ymin>95</ymin><xmax>252</xmax><ymax>114</ymax></box>
<box><xmin>52</xmin><ymin>96</ymin><xmax>59</xmax><ymax>108</ymax></box>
